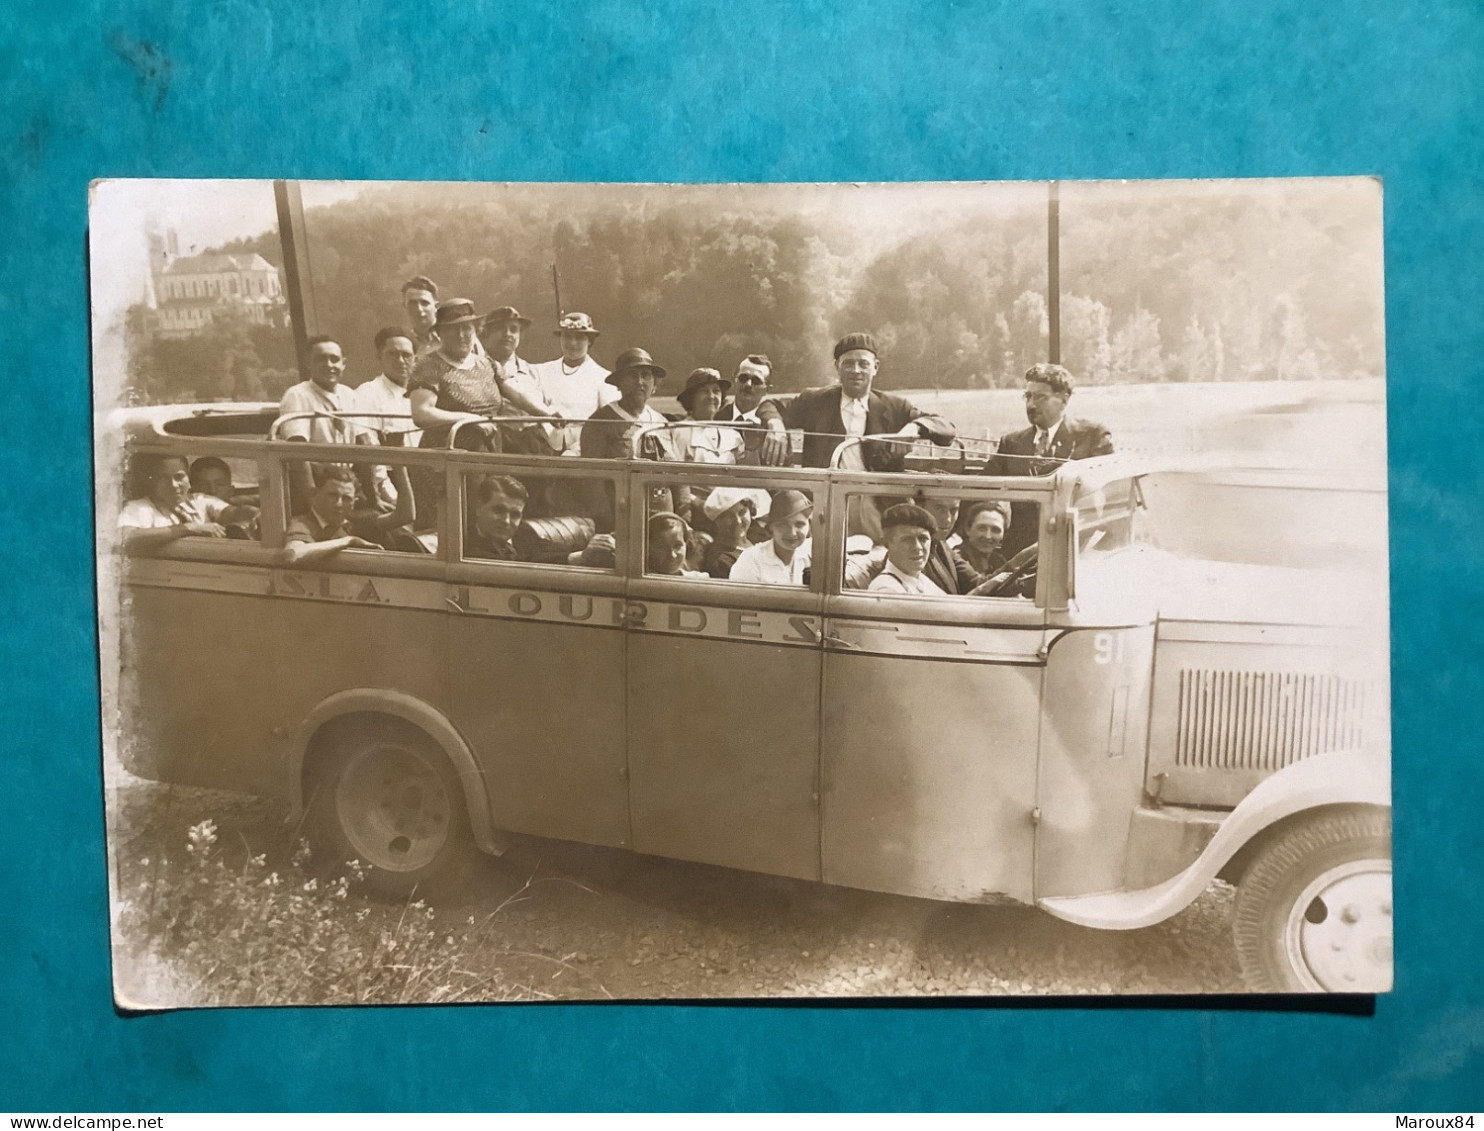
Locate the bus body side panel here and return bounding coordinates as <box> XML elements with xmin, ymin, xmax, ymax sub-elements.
<box><xmin>267</xmin><ymin>578</ymin><xmax>451</xmax><ymax>761</ymax></box>
<box><xmin>450</xmin><ymin>609</ymin><xmax>630</xmax><ymax>848</ymax></box>
<box><xmin>122</xmin><ymin>581</ymin><xmax>288</xmax><ymax>797</ymax></box>
<box><xmin>1033</xmin><ymin>624</ymin><xmax>1156</xmax><ymax>899</ymax></box>
<box><xmin>627</xmin><ymin>630</ymin><xmax>822</xmax><ymax>881</ymax></box>
<box><xmin>819</xmin><ymin>626</ymin><xmax>1042</xmax><ymax>904</ymax></box>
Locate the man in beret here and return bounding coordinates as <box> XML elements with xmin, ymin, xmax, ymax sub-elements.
<box><xmin>868</xmin><ymin>504</ymin><xmax>945</xmax><ymax>595</ymax></box>
<box><xmin>755</xmin><ymin>332</ymin><xmax>955</xmax><ymax>469</ymax></box>
<box><xmin>990</xmin><ymin>362</ymin><xmax>1114</xmax><ymax>558</ymax></box>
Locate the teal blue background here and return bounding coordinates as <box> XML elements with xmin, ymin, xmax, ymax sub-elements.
<box><xmin>2</xmin><ymin>0</ymin><xmax>1481</xmax><ymax>1111</ymax></box>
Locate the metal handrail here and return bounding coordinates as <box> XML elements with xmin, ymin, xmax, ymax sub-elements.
<box><xmin>447</xmin><ymin>413</ymin><xmax>570</xmax><ymax>450</ymax></box>
<box><xmin>269</xmin><ymin>410</ymin><xmax>420</xmax><ymax>442</ymax></box>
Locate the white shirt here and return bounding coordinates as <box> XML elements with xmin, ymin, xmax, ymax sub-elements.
<box><xmin>728</xmin><ymin>538</ymin><xmax>811</xmax><ymax>586</ymax></box>
<box><xmin>352</xmin><ymin>374</ymin><xmax>421</xmax><ymax>447</ymax></box>
<box><xmin>839</xmin><ymin>391</ymin><xmax>869</xmax><ymax>470</ymax></box>
<box><xmin>679</xmin><ymin>420</ymin><xmax>745</xmax><ymax>464</ymax></box>
<box><xmin>868</xmin><ymin>559</ymin><xmax>946</xmax><ymax>596</ymax></box>
<box><xmin>118</xmin><ymin>493</ymin><xmax>228</xmax><ymax>530</ymax></box>
<box><xmin>278</xmin><ymin>381</ymin><xmax>362</xmax><ymax>444</ymax></box>
<box><xmin>518</xmin><ymin>355</ymin><xmax>618</xmax><ymax>454</ymax></box>
<box><xmin>1034</xmin><ymin>419</ymin><xmax>1063</xmax><ymax>454</ymax></box>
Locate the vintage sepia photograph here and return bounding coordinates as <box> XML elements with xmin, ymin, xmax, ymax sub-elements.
<box><xmin>90</xmin><ymin>176</ymin><xmax>1391</xmax><ymax>1008</ymax></box>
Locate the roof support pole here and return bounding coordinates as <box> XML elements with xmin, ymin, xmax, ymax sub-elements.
<box><xmin>274</xmin><ymin>180</ymin><xmax>318</xmax><ymax>380</ymax></box>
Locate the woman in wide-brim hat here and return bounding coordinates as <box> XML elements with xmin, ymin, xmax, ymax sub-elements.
<box><xmin>580</xmin><ymin>348</ymin><xmax>678</xmax><ymax>462</ymax></box>
<box><xmin>408</xmin><ymin>298</ymin><xmax>510</xmax><ymax>451</ymax></box>
<box><xmin>676</xmin><ymin>367</ymin><xmax>745</xmax><ymax>465</ymax></box>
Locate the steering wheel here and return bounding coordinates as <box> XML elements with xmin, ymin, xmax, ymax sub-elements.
<box><xmin>981</xmin><ymin>543</ymin><xmax>1038</xmax><ymax>598</ymax></box>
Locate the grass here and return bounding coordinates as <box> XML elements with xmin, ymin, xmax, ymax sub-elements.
<box><xmin>113</xmin><ymin>817</ymin><xmax>608</xmax><ymax>1007</ymax></box>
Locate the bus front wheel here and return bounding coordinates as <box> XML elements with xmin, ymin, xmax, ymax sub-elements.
<box><xmin>305</xmin><ymin>716</ymin><xmax>480</xmax><ymax>901</ymax></box>
<box><xmin>1232</xmin><ymin>808</ymin><xmax>1392</xmax><ymax>993</ymax></box>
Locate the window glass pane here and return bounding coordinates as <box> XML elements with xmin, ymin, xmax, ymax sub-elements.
<box><xmin>462</xmin><ymin>472</ymin><xmax>616</xmax><ymax>570</ymax></box>
<box><xmin>843</xmin><ymin>491</ymin><xmax>1039</xmax><ymax>599</ymax></box>
<box><xmin>642</xmin><ymin>482</ymin><xmax>815</xmax><ymax>586</ymax></box>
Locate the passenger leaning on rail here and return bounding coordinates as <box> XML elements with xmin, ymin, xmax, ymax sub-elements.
<box><xmin>278</xmin><ymin>463</ymin><xmax>417</xmax><ymax>566</ymax></box>
<box><xmin>754</xmin><ymin>332</ymin><xmax>956</xmax><ymax>469</ymax></box>
<box><xmin>118</xmin><ymin>454</ymin><xmax>253</xmax><ymax>551</ymax></box>
<box><xmin>408</xmin><ymin>299</ymin><xmax>514</xmax><ymax>452</ymax></box>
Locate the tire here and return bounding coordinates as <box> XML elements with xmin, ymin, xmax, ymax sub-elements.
<box><xmin>304</xmin><ymin>716</ymin><xmax>482</xmax><ymax>902</ymax></box>
<box><xmin>1232</xmin><ymin>808</ymin><xmax>1392</xmax><ymax>993</ymax></box>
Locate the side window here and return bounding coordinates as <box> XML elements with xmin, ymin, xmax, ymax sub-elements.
<box><xmin>462</xmin><ymin>472</ymin><xmax>617</xmax><ymax>571</ymax></box>
<box><xmin>641</xmin><ymin>480</ymin><xmax>816</xmax><ymax>587</ymax></box>
<box><xmin>842</xmin><ymin>491</ymin><xmax>1040</xmax><ymax>599</ymax></box>
<box><xmin>281</xmin><ymin>456</ymin><xmax>431</xmax><ymax>560</ymax></box>
<box><xmin>117</xmin><ymin>452</ymin><xmax>265</xmax><ymax>548</ymax></box>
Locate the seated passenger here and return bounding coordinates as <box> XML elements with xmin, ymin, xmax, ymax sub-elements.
<box><xmin>188</xmin><ymin>456</ymin><xmax>261</xmax><ymax>536</ymax></box>
<box><xmin>465</xmin><ymin>473</ymin><xmax>616</xmax><ymax>566</ymax></box>
<box><xmin>118</xmin><ymin>455</ymin><xmax>235</xmax><ymax>550</ymax></box>
<box><xmin>700</xmin><ymin>487</ymin><xmax>771</xmax><ymax>579</ymax></box>
<box><xmin>465</xmin><ymin>474</ymin><xmax>528</xmax><ymax>561</ymax></box>
<box><xmin>188</xmin><ymin>456</ymin><xmax>233</xmax><ymax>502</ymax></box>
<box><xmin>579</xmin><ymin>349</ymin><xmax>678</xmax><ymax>461</ymax></box>
<box><xmin>869</xmin><ymin>504</ymin><xmax>945</xmax><ymax>595</ymax></box>
<box><xmin>959</xmin><ymin>500</ymin><xmax>1010</xmax><ymax>577</ymax></box>
<box><xmin>647</xmin><ymin>512</ymin><xmax>708</xmax><ymax>578</ymax></box>
<box><xmin>920</xmin><ymin>497</ymin><xmax>982</xmax><ymax>596</ymax></box>
<box><xmin>728</xmin><ymin>490</ymin><xmax>812</xmax><ymax>586</ymax></box>
<box><xmin>675</xmin><ymin>368</ymin><xmax>745</xmax><ymax>464</ymax></box>
<box><xmin>278</xmin><ymin>464</ymin><xmax>415</xmax><ymax>566</ymax></box>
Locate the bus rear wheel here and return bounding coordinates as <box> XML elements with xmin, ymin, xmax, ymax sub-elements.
<box><xmin>305</xmin><ymin>717</ymin><xmax>480</xmax><ymax>901</ymax></box>
<box><xmin>1232</xmin><ymin>808</ymin><xmax>1392</xmax><ymax>993</ymax></box>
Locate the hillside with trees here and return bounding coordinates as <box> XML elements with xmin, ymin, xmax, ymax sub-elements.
<box><xmin>125</xmin><ymin>180</ymin><xmax>1383</xmax><ymax>403</ymax></box>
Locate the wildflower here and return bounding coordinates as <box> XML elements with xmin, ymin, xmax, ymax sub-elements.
<box><xmin>292</xmin><ymin>839</ymin><xmax>312</xmax><ymax>868</ymax></box>
<box><xmin>356</xmin><ymin>908</ymin><xmax>370</xmax><ymax>922</ymax></box>
<box><xmin>248</xmin><ymin>853</ymin><xmax>267</xmax><ymax>868</ymax></box>
<box><xmin>302</xmin><ymin>879</ymin><xmax>318</xmax><ymax>893</ymax></box>
<box><xmin>187</xmin><ymin>820</ymin><xmax>218</xmax><ymax>851</ymax></box>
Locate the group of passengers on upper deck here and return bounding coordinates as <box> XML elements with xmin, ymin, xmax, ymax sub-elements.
<box><xmin>120</xmin><ymin>276</ymin><xmax>1115</xmax><ymax>593</ymax></box>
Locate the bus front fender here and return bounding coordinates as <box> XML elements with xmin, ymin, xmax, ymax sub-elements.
<box><xmin>1037</xmin><ymin>750</ymin><xmax>1390</xmax><ymax>931</ymax></box>
<box><xmin>286</xmin><ymin>688</ymin><xmax>504</xmax><ymax>856</ymax></box>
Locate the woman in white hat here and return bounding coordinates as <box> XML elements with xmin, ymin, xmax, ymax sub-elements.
<box><xmin>699</xmin><ymin>486</ymin><xmax>772</xmax><ymax>578</ymax></box>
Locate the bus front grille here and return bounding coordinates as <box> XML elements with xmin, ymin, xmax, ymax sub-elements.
<box><xmin>1175</xmin><ymin>669</ymin><xmax>1367</xmax><ymax>771</ymax></box>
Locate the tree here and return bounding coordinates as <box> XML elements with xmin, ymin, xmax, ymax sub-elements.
<box><xmin>1061</xmin><ymin>294</ymin><xmax>1112</xmax><ymax>385</ymax></box>
<box><xmin>1111</xmin><ymin>307</ymin><xmax>1165</xmax><ymax>383</ymax></box>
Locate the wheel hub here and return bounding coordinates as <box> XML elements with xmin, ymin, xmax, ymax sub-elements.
<box><xmin>1288</xmin><ymin>862</ymin><xmax>1393</xmax><ymax>992</ymax></box>
<box><xmin>335</xmin><ymin>744</ymin><xmax>451</xmax><ymax>873</ymax></box>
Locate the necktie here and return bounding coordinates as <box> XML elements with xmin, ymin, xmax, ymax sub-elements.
<box><xmin>1034</xmin><ymin>429</ymin><xmax>1050</xmax><ymax>457</ymax></box>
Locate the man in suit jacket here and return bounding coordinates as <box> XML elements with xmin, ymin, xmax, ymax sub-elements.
<box><xmin>991</xmin><ymin>362</ymin><xmax>1114</xmax><ymax>557</ymax></box>
<box><xmin>755</xmin><ymin>332</ymin><xmax>956</xmax><ymax>469</ymax></box>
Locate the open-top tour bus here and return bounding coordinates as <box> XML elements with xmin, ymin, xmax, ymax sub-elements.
<box><xmin>103</xmin><ymin>402</ymin><xmax>1391</xmax><ymax>994</ymax></box>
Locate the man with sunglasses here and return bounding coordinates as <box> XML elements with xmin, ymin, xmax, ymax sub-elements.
<box><xmin>718</xmin><ymin>354</ymin><xmax>773</xmax><ymax>424</ymax></box>
<box><xmin>990</xmin><ymin>362</ymin><xmax>1113</xmax><ymax>556</ymax></box>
